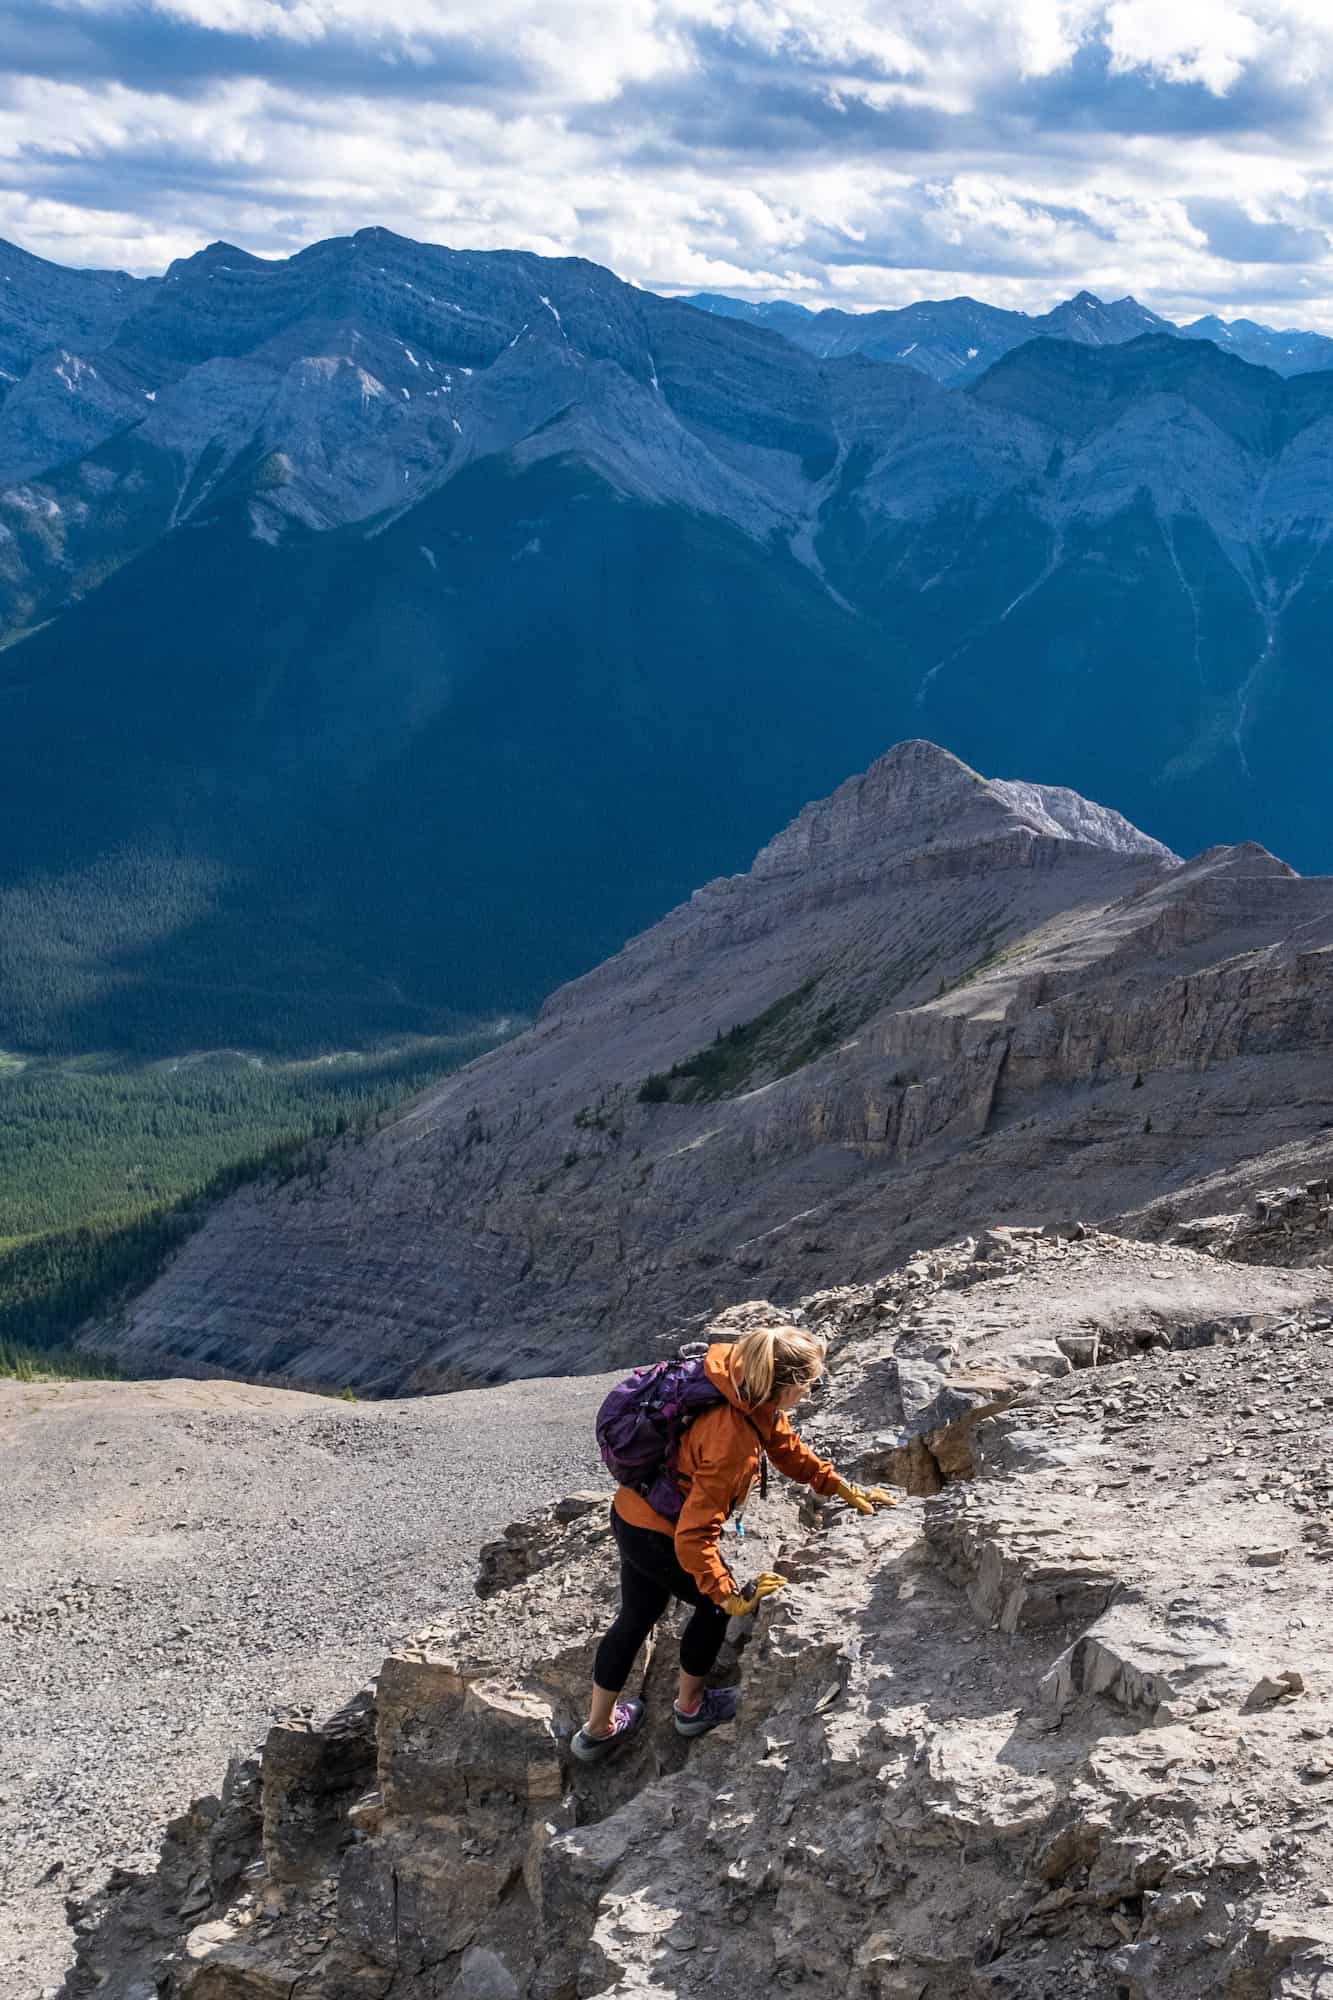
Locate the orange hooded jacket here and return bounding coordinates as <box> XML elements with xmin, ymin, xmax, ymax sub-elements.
<box><xmin>613</xmin><ymin>1340</ymin><xmax>839</xmax><ymax>1604</ymax></box>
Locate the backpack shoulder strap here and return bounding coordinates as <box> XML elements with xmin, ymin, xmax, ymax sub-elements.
<box><xmin>740</xmin><ymin>1408</ymin><xmax>771</xmax><ymax>1501</ymax></box>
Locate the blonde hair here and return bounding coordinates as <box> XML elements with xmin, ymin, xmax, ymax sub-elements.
<box><xmin>731</xmin><ymin>1325</ymin><xmax>825</xmax><ymax>1407</ymax></box>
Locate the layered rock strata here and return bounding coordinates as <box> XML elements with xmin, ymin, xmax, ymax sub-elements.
<box><xmin>94</xmin><ymin>742</ymin><xmax>1333</xmax><ymax>1392</ymax></box>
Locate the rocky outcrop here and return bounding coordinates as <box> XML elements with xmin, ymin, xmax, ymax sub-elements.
<box><xmin>91</xmin><ymin>742</ymin><xmax>1333</xmax><ymax>1393</ymax></box>
<box><xmin>62</xmin><ymin>1233</ymin><xmax>1333</xmax><ymax>2000</ymax></box>
<box><xmin>1167</xmin><ymin>1181</ymin><xmax>1333</xmax><ymax>1270</ymax></box>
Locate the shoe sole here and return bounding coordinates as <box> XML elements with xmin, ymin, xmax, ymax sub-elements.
<box><xmin>570</xmin><ymin>1737</ymin><xmax>622</xmax><ymax>1764</ymax></box>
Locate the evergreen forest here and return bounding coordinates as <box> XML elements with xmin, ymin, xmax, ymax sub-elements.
<box><xmin>0</xmin><ymin>1032</ymin><xmax>505</xmax><ymax>1358</ymax></box>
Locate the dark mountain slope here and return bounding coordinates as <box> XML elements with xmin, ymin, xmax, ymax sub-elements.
<box><xmin>0</xmin><ymin>454</ymin><xmax>903</xmax><ymax>1052</ymax></box>
<box><xmin>967</xmin><ymin>330</ymin><xmax>1291</xmax><ymax>446</ymax></box>
<box><xmin>812</xmin><ymin>337</ymin><xmax>1333</xmax><ymax>873</ymax></box>
<box><xmin>2</xmin><ymin>233</ymin><xmax>1333</xmax><ymax>1058</ymax></box>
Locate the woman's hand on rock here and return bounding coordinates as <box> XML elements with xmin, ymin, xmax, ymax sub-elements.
<box><xmin>721</xmin><ymin>1572</ymin><xmax>787</xmax><ymax>1617</ymax></box>
<box><xmin>831</xmin><ymin>1476</ymin><xmax>899</xmax><ymax>1515</ymax></box>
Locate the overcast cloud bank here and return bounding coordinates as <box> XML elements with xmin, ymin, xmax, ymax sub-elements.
<box><xmin>2</xmin><ymin>1</ymin><xmax>1332</xmax><ymax>326</ymax></box>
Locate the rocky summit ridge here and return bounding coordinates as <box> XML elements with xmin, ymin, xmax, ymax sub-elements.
<box><xmin>92</xmin><ymin>740</ymin><xmax>1333</xmax><ymax>1395</ymax></box>
<box><xmin>62</xmin><ymin>1219</ymin><xmax>1333</xmax><ymax>2000</ymax></box>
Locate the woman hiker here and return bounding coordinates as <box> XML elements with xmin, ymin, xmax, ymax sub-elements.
<box><xmin>572</xmin><ymin>1324</ymin><xmax>895</xmax><ymax>1762</ymax></box>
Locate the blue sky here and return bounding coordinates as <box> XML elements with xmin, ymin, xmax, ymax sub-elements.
<box><xmin>2</xmin><ymin>0</ymin><xmax>1333</xmax><ymax>324</ymax></box>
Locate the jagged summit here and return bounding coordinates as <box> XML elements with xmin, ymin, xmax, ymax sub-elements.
<box><xmin>750</xmin><ymin>740</ymin><xmax>1176</xmax><ymax>882</ymax></box>
<box><xmin>558</xmin><ymin>739</ymin><xmax>1177</xmax><ymax>1001</ymax></box>
<box><xmin>751</xmin><ymin>739</ymin><xmax>997</xmax><ymax>877</ymax></box>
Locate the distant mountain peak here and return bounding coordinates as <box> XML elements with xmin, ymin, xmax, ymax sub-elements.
<box><xmin>164</xmin><ymin>239</ymin><xmax>267</xmax><ymax>280</ymax></box>
<box><xmin>683</xmin><ymin>278</ymin><xmax>1333</xmax><ymax>383</ymax></box>
<box><xmin>750</xmin><ymin>739</ymin><xmax>1173</xmax><ymax>880</ymax></box>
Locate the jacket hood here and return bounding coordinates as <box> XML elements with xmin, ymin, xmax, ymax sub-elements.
<box><xmin>704</xmin><ymin>1341</ymin><xmax>758</xmax><ymax>1413</ymax></box>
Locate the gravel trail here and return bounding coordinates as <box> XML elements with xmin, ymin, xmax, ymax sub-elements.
<box><xmin>0</xmin><ymin>1371</ymin><xmax>616</xmax><ymax>1995</ymax></box>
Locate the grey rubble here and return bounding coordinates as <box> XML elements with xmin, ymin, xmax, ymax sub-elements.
<box><xmin>0</xmin><ymin>1371</ymin><xmax>618</xmax><ymax>1998</ymax></box>
<box><xmin>63</xmin><ymin>1225</ymin><xmax>1333</xmax><ymax>2000</ymax></box>
<box><xmin>95</xmin><ymin>738</ymin><xmax>1333</xmax><ymax>1392</ymax></box>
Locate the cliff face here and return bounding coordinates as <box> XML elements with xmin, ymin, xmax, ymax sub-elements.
<box><xmin>91</xmin><ymin>741</ymin><xmax>1333</xmax><ymax>1393</ymax></box>
<box><xmin>63</xmin><ymin>1226</ymin><xmax>1333</xmax><ymax>2000</ymax></box>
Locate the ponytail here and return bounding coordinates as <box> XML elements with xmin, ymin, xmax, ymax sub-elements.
<box><xmin>732</xmin><ymin>1325</ymin><xmax>825</xmax><ymax>1407</ymax></box>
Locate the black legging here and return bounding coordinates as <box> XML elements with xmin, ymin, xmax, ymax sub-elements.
<box><xmin>593</xmin><ymin>1507</ymin><xmax>730</xmax><ymax>1692</ymax></box>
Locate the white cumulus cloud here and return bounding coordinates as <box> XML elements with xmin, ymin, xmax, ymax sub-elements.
<box><xmin>0</xmin><ymin>0</ymin><xmax>1331</xmax><ymax>326</ymax></box>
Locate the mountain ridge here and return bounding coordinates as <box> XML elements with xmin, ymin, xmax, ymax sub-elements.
<box><xmin>2</xmin><ymin>229</ymin><xmax>1333</xmax><ymax>1059</ymax></box>
<box><xmin>681</xmin><ymin>281</ymin><xmax>1333</xmax><ymax>382</ymax></box>
<box><xmin>88</xmin><ymin>739</ymin><xmax>1333</xmax><ymax>1393</ymax></box>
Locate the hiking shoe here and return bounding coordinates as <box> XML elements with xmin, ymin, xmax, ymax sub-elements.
<box><xmin>570</xmin><ymin>1699</ymin><xmax>645</xmax><ymax>1765</ymax></box>
<box><xmin>673</xmin><ymin>1686</ymin><xmax>740</xmax><ymax>1738</ymax></box>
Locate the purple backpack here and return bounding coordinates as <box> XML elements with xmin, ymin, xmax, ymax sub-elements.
<box><xmin>596</xmin><ymin>1343</ymin><xmax>725</xmax><ymax>1519</ymax></box>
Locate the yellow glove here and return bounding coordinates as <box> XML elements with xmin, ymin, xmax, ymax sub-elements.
<box><xmin>831</xmin><ymin>1476</ymin><xmax>899</xmax><ymax>1516</ymax></box>
<box><xmin>721</xmin><ymin>1572</ymin><xmax>787</xmax><ymax>1617</ymax></box>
